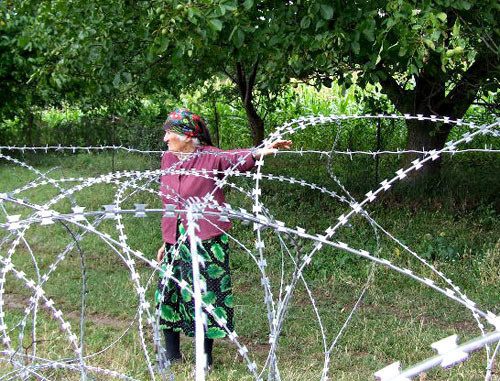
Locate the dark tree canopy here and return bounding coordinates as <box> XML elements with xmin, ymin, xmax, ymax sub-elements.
<box><xmin>3</xmin><ymin>1</ymin><xmax>500</xmax><ymax>161</ymax></box>
<box><xmin>295</xmin><ymin>0</ymin><xmax>500</xmax><ymax>170</ymax></box>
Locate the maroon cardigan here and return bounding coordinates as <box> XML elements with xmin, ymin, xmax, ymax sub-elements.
<box><xmin>160</xmin><ymin>145</ymin><xmax>256</xmax><ymax>244</ymax></box>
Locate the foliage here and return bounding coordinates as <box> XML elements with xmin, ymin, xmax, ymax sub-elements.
<box><xmin>300</xmin><ymin>0</ymin><xmax>500</xmax><ymax>97</ymax></box>
<box><xmin>0</xmin><ymin>1</ymin><xmax>36</xmax><ymax>118</ymax></box>
<box><xmin>421</xmin><ymin>232</ymin><xmax>459</xmax><ymax>261</ymax></box>
<box><xmin>296</xmin><ymin>0</ymin><xmax>500</xmax><ymax>157</ymax></box>
<box><xmin>13</xmin><ymin>1</ymin><xmax>147</xmax><ymax>102</ymax></box>
<box><xmin>3</xmin><ymin>0</ymin><xmax>500</xmax><ymax>167</ymax></box>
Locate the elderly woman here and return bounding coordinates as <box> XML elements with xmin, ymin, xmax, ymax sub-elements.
<box><xmin>156</xmin><ymin>108</ymin><xmax>291</xmax><ymax>369</ymax></box>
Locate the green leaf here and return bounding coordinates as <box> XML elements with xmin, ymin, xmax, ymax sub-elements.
<box><xmin>210</xmin><ymin>18</ymin><xmax>223</xmax><ymax>31</ymax></box>
<box><xmin>351</xmin><ymin>41</ymin><xmax>360</xmax><ymax>55</ymax></box>
<box><xmin>436</xmin><ymin>12</ymin><xmax>447</xmax><ymax>22</ymax></box>
<box><xmin>362</xmin><ymin>27</ymin><xmax>375</xmax><ymax>42</ymax></box>
<box><xmin>179</xmin><ymin>303</ymin><xmax>191</xmax><ymax>321</ymax></box>
<box><xmin>452</xmin><ymin>20</ymin><xmax>460</xmax><ymax>36</ymax></box>
<box><xmin>181</xmin><ymin>288</ymin><xmax>192</xmax><ymax>302</ymax></box>
<box><xmin>206</xmin><ymin>327</ymin><xmax>227</xmax><ymax>339</ymax></box>
<box><xmin>224</xmin><ymin>2</ymin><xmax>237</xmax><ymax>11</ymax></box>
<box><xmin>198</xmin><ymin>246</ymin><xmax>211</xmax><ymax>263</ymax></box>
<box><xmin>228</xmin><ymin>25</ymin><xmax>238</xmax><ymax>41</ymax></box>
<box><xmin>316</xmin><ymin>20</ymin><xmax>326</xmax><ymax>30</ymax></box>
<box><xmin>322</xmin><ymin>77</ymin><xmax>333</xmax><ymax>87</ymax></box>
<box><xmin>224</xmin><ymin>294</ymin><xmax>234</xmax><ymax>308</ymax></box>
<box><xmin>180</xmin><ymin>244</ymin><xmax>191</xmax><ymax>260</ymax></box>
<box><xmin>235</xmin><ymin>29</ymin><xmax>245</xmax><ymax>48</ymax></box>
<box><xmin>161</xmin><ymin>305</ymin><xmax>181</xmax><ymax>322</ymax></box>
<box><xmin>146</xmin><ymin>47</ymin><xmax>155</xmax><ymax>63</ymax></box>
<box><xmin>211</xmin><ymin>243</ymin><xmax>225</xmax><ymax>262</ymax></box>
<box><xmin>300</xmin><ymin>16</ymin><xmax>311</xmax><ymax>29</ymax></box>
<box><xmin>431</xmin><ymin>30</ymin><xmax>441</xmax><ymax>40</ymax></box>
<box><xmin>122</xmin><ymin>72</ymin><xmax>132</xmax><ymax>83</ymax></box>
<box><xmin>160</xmin><ymin>35</ymin><xmax>169</xmax><ymax>52</ymax></box>
<box><xmin>214</xmin><ymin>307</ymin><xmax>228</xmax><ymax>321</ymax></box>
<box><xmin>188</xmin><ymin>269</ymin><xmax>195</xmax><ymax>282</ymax></box>
<box><xmin>113</xmin><ymin>73</ymin><xmax>120</xmax><ymax>87</ymax></box>
<box><xmin>243</xmin><ymin>0</ymin><xmax>254</xmax><ymax>10</ymax></box>
<box><xmin>461</xmin><ymin>1</ymin><xmax>471</xmax><ymax>10</ymax></box>
<box><xmin>171</xmin><ymin>292</ymin><xmax>178</xmax><ymax>303</ymax></box>
<box><xmin>221</xmin><ymin>275</ymin><xmax>232</xmax><ymax>292</ymax></box>
<box><xmin>187</xmin><ymin>8</ymin><xmax>197</xmax><ymax>23</ymax></box>
<box><xmin>154</xmin><ymin>289</ymin><xmax>162</xmax><ymax>305</ymax></box>
<box><xmin>269</xmin><ymin>35</ymin><xmax>280</xmax><ymax>46</ymax></box>
<box><xmin>202</xmin><ymin>291</ymin><xmax>216</xmax><ymax>305</ymax></box>
<box><xmin>424</xmin><ymin>39</ymin><xmax>435</xmax><ymax>50</ymax></box>
<box><xmin>17</xmin><ymin>36</ymin><xmax>30</xmax><ymax>48</ymax></box>
<box><xmin>320</xmin><ymin>4</ymin><xmax>334</xmax><ymax>20</ymax></box>
<box><xmin>207</xmin><ymin>264</ymin><xmax>225</xmax><ymax>279</ymax></box>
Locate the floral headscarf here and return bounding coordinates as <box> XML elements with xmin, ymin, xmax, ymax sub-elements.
<box><xmin>163</xmin><ymin>108</ymin><xmax>213</xmax><ymax>146</ymax></box>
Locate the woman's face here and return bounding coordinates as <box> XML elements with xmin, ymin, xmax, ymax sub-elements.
<box><xmin>163</xmin><ymin>130</ymin><xmax>194</xmax><ymax>153</ymax></box>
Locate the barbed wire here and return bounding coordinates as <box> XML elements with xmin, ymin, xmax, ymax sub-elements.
<box><xmin>4</xmin><ymin>146</ymin><xmax>500</xmax><ymax>157</ymax></box>
<box><xmin>0</xmin><ymin>114</ymin><xmax>499</xmax><ymax>381</ymax></box>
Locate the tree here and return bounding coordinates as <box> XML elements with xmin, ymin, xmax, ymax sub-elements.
<box><xmin>151</xmin><ymin>0</ymin><xmax>314</xmax><ymax>145</ymax></box>
<box><xmin>13</xmin><ymin>0</ymin><xmax>500</xmax><ymax>162</ymax></box>
<box><xmin>22</xmin><ymin>0</ymin><xmax>330</xmax><ymax>146</ymax></box>
<box><xmin>293</xmin><ymin>0</ymin><xmax>500</xmax><ymax>175</ymax></box>
<box><xmin>2</xmin><ymin>0</ymin><xmax>180</xmax><ymax>145</ymax></box>
<box><xmin>0</xmin><ymin>2</ymin><xmax>60</xmax><ymax>145</ymax></box>
<box><xmin>149</xmin><ymin>0</ymin><xmax>500</xmax><ymax>157</ymax></box>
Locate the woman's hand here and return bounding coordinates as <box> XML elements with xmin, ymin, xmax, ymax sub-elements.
<box><xmin>157</xmin><ymin>243</ymin><xmax>166</xmax><ymax>263</ymax></box>
<box><xmin>254</xmin><ymin>140</ymin><xmax>292</xmax><ymax>159</ymax></box>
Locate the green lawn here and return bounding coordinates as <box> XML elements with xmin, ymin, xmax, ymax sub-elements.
<box><xmin>1</xmin><ymin>152</ymin><xmax>499</xmax><ymax>380</ymax></box>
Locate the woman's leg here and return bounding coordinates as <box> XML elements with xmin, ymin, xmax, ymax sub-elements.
<box><xmin>163</xmin><ymin>329</ymin><xmax>182</xmax><ymax>361</ymax></box>
<box><xmin>204</xmin><ymin>337</ymin><xmax>214</xmax><ymax>367</ymax></box>
<box><xmin>158</xmin><ymin>240</ymin><xmax>184</xmax><ymax>362</ymax></box>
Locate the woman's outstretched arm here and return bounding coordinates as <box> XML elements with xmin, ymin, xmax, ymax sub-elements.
<box><xmin>253</xmin><ymin>140</ymin><xmax>292</xmax><ymax>159</ymax></box>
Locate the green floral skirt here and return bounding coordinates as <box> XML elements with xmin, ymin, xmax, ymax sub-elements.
<box><xmin>155</xmin><ymin>221</ymin><xmax>234</xmax><ymax>339</ymax></box>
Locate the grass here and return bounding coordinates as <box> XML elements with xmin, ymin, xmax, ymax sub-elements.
<box><xmin>1</xmin><ymin>151</ymin><xmax>499</xmax><ymax>380</ymax></box>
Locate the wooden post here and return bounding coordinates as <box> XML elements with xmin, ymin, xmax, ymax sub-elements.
<box><xmin>375</xmin><ymin>118</ymin><xmax>382</xmax><ymax>185</ymax></box>
<box><xmin>213</xmin><ymin>100</ymin><xmax>220</xmax><ymax>148</ymax></box>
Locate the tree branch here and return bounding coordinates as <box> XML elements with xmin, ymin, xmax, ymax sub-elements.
<box><xmin>246</xmin><ymin>61</ymin><xmax>259</xmax><ymax>104</ymax></box>
<box><xmin>377</xmin><ymin>66</ymin><xmax>411</xmax><ymax>111</ymax></box>
<box><xmin>235</xmin><ymin>62</ymin><xmax>247</xmax><ymax>103</ymax></box>
<box><xmin>222</xmin><ymin>66</ymin><xmax>236</xmax><ymax>84</ymax></box>
<box><xmin>441</xmin><ymin>56</ymin><xmax>492</xmax><ymax>117</ymax></box>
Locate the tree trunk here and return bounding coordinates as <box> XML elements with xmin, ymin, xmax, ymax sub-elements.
<box><xmin>234</xmin><ymin>61</ymin><xmax>265</xmax><ymax>146</ymax></box>
<box><xmin>212</xmin><ymin>99</ymin><xmax>220</xmax><ymax>148</ymax></box>
<box><xmin>244</xmin><ymin>100</ymin><xmax>265</xmax><ymax>146</ymax></box>
<box><xmin>379</xmin><ymin>57</ymin><xmax>487</xmax><ymax>181</ymax></box>
<box><xmin>404</xmin><ymin>119</ymin><xmax>451</xmax><ymax>179</ymax></box>
<box><xmin>23</xmin><ymin>111</ymin><xmax>35</xmax><ymax>146</ymax></box>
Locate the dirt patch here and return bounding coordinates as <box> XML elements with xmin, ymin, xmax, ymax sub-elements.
<box><xmin>234</xmin><ymin>334</ymin><xmax>270</xmax><ymax>356</ymax></box>
<box><xmin>3</xmin><ymin>293</ymin><xmax>132</xmax><ymax>329</ymax></box>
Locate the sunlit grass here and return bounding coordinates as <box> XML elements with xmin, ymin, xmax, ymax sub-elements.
<box><xmin>1</xmin><ymin>152</ymin><xmax>499</xmax><ymax>380</ymax></box>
